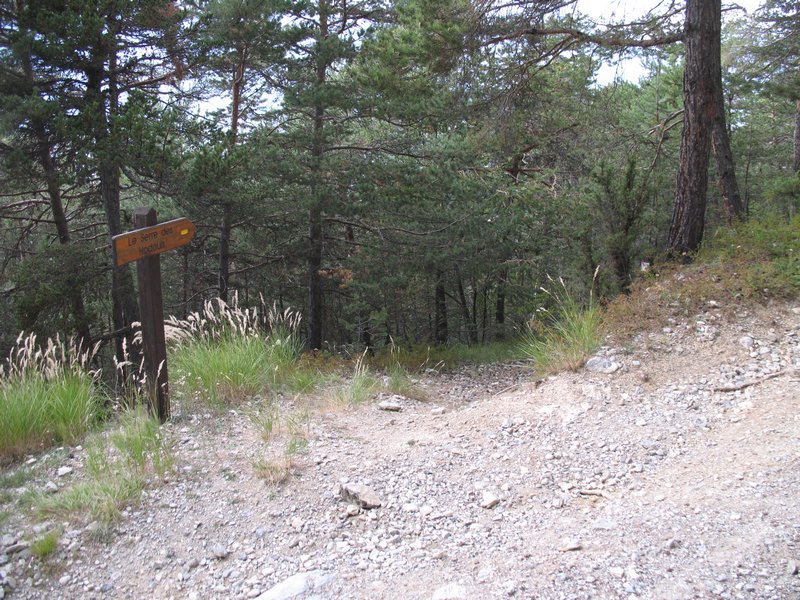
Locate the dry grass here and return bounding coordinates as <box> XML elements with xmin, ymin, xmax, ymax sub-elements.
<box><xmin>603</xmin><ymin>215</ymin><xmax>800</xmax><ymax>340</ymax></box>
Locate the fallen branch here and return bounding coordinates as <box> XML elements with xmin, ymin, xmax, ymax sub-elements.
<box><xmin>578</xmin><ymin>489</ymin><xmax>612</xmax><ymax>500</ymax></box>
<box><xmin>713</xmin><ymin>368</ymin><xmax>798</xmax><ymax>393</ymax></box>
<box><xmin>492</xmin><ymin>384</ymin><xmax>519</xmax><ymax>397</ymax></box>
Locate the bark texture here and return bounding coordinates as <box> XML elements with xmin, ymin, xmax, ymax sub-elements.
<box><xmin>794</xmin><ymin>99</ymin><xmax>800</xmax><ymax>174</ymax></box>
<box><xmin>711</xmin><ymin>84</ymin><xmax>744</xmax><ymax>222</ymax></box>
<box><xmin>668</xmin><ymin>0</ymin><xmax>721</xmax><ymax>256</ymax></box>
<box><xmin>307</xmin><ymin>1</ymin><xmax>328</xmax><ymax>350</ymax></box>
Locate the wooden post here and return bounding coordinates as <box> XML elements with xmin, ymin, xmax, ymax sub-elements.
<box><xmin>133</xmin><ymin>207</ymin><xmax>170</xmax><ymax>422</ymax></box>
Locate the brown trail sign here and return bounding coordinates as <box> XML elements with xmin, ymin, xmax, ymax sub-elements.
<box><xmin>112</xmin><ymin>208</ymin><xmax>195</xmax><ymax>422</ymax></box>
<box><xmin>113</xmin><ymin>217</ymin><xmax>196</xmax><ymax>267</ymax></box>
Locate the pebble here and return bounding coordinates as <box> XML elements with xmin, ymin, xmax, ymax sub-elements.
<box><xmin>787</xmin><ymin>559</ymin><xmax>798</xmax><ymax>576</ymax></box>
<box><xmin>559</xmin><ymin>539</ymin><xmax>583</xmax><ymax>552</ymax></box>
<box><xmin>378</xmin><ymin>401</ymin><xmax>402</xmax><ymax>412</ymax></box>
<box><xmin>3</xmin><ymin>314</ymin><xmax>799</xmax><ymax>600</ymax></box>
<box><xmin>431</xmin><ymin>583</ymin><xmax>467</xmax><ymax>600</ymax></box>
<box><xmin>340</xmin><ymin>483</ymin><xmax>382</xmax><ymax>509</ymax></box>
<box><xmin>56</xmin><ymin>466</ymin><xmax>73</xmax><ymax>477</ymax></box>
<box><xmin>212</xmin><ymin>544</ymin><xmax>229</xmax><ymax>560</ymax></box>
<box><xmin>256</xmin><ymin>570</ymin><xmax>332</xmax><ymax>600</ymax></box>
<box><xmin>480</xmin><ymin>492</ymin><xmax>500</xmax><ymax>509</ymax></box>
<box><xmin>586</xmin><ymin>356</ymin><xmax>621</xmax><ymax>374</ymax></box>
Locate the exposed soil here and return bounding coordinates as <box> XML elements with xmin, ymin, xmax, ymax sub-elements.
<box><xmin>2</xmin><ymin>300</ymin><xmax>800</xmax><ymax>600</ymax></box>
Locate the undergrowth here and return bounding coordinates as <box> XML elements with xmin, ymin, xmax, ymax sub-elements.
<box><xmin>367</xmin><ymin>341</ymin><xmax>521</xmax><ymax>372</ymax></box>
<box><xmin>333</xmin><ymin>352</ymin><xmax>379</xmax><ymax>406</ymax></box>
<box><xmin>169</xmin><ymin>297</ymin><xmax>307</xmax><ymax>410</ymax></box>
<box><xmin>34</xmin><ymin>408</ymin><xmax>172</xmax><ymax>523</ymax></box>
<box><xmin>519</xmin><ymin>276</ymin><xmax>601</xmax><ymax>375</ymax></box>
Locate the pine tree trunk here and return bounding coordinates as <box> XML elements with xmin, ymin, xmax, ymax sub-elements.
<box><xmin>495</xmin><ymin>269</ymin><xmax>507</xmax><ymax>340</ymax></box>
<box><xmin>668</xmin><ymin>0</ymin><xmax>721</xmax><ymax>257</ymax></box>
<box><xmin>219</xmin><ymin>202</ymin><xmax>232</xmax><ymax>303</ymax></box>
<box><xmin>86</xmin><ymin>42</ymin><xmax>139</xmax><ymax>367</ymax></box>
<box><xmin>220</xmin><ymin>50</ymin><xmax>246</xmax><ymax>304</ymax></box>
<box><xmin>18</xmin><ymin>17</ymin><xmax>91</xmax><ymax>345</ymax></box>
<box><xmin>434</xmin><ymin>269</ymin><xmax>447</xmax><ymax>344</ymax></box>
<box><xmin>307</xmin><ymin>2</ymin><xmax>328</xmax><ymax>350</ymax></box>
<box><xmin>711</xmin><ymin>85</ymin><xmax>744</xmax><ymax>222</ymax></box>
<box><xmin>794</xmin><ymin>99</ymin><xmax>800</xmax><ymax>174</ymax></box>
<box><xmin>455</xmin><ymin>268</ymin><xmax>478</xmax><ymax>345</ymax></box>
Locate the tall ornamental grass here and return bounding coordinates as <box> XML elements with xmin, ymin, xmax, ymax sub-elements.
<box><xmin>0</xmin><ymin>334</ymin><xmax>102</xmax><ymax>461</ymax></box>
<box><xmin>168</xmin><ymin>296</ymin><xmax>305</xmax><ymax>408</ymax></box>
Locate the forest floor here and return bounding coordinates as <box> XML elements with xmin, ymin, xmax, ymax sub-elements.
<box><xmin>2</xmin><ymin>298</ymin><xmax>800</xmax><ymax>600</ymax></box>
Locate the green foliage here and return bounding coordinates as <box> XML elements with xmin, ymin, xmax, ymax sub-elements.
<box><xmin>520</xmin><ymin>278</ymin><xmax>601</xmax><ymax>375</ymax></box>
<box><xmin>589</xmin><ymin>158</ymin><xmax>651</xmax><ymax>292</ymax></box>
<box><xmin>12</xmin><ymin>244</ymin><xmax>100</xmax><ymax>339</ymax></box>
<box><xmin>169</xmin><ymin>299</ymin><xmax>306</xmax><ymax>409</ymax></box>
<box><xmin>763</xmin><ymin>173</ymin><xmax>800</xmax><ymax>219</ymax></box>
<box><xmin>30</xmin><ymin>529</ymin><xmax>59</xmax><ymax>559</ymax></box>
<box><xmin>700</xmin><ymin>213</ymin><xmax>800</xmax><ymax>298</ymax></box>
<box><xmin>36</xmin><ymin>408</ymin><xmax>171</xmax><ymax>522</ymax></box>
<box><xmin>0</xmin><ymin>334</ymin><xmax>101</xmax><ymax>462</ymax></box>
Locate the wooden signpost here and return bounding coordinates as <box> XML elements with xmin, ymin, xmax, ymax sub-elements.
<box><xmin>112</xmin><ymin>208</ymin><xmax>196</xmax><ymax>422</ymax></box>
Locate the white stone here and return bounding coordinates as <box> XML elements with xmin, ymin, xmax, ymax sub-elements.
<box><xmin>256</xmin><ymin>570</ymin><xmax>333</xmax><ymax>600</ymax></box>
<box><xmin>431</xmin><ymin>583</ymin><xmax>467</xmax><ymax>600</ymax></box>
<box><xmin>585</xmin><ymin>357</ymin><xmax>620</xmax><ymax>374</ymax></box>
<box><xmin>480</xmin><ymin>492</ymin><xmax>500</xmax><ymax>509</ymax></box>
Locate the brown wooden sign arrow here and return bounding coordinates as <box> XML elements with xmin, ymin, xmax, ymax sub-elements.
<box><xmin>112</xmin><ymin>217</ymin><xmax>196</xmax><ymax>267</ymax></box>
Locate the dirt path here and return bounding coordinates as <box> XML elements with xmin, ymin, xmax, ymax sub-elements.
<box><xmin>2</xmin><ymin>303</ymin><xmax>800</xmax><ymax>600</ymax></box>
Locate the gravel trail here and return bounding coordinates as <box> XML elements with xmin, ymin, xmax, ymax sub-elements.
<box><xmin>2</xmin><ymin>303</ymin><xmax>799</xmax><ymax>600</ymax></box>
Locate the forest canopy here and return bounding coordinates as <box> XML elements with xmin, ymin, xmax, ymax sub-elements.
<box><xmin>0</xmin><ymin>0</ymin><xmax>798</xmax><ymax>365</ymax></box>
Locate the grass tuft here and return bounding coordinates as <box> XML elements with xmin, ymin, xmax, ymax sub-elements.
<box><xmin>30</xmin><ymin>529</ymin><xmax>59</xmax><ymax>559</ymax></box>
<box><xmin>520</xmin><ymin>276</ymin><xmax>601</xmax><ymax>375</ymax></box>
<box><xmin>333</xmin><ymin>352</ymin><xmax>379</xmax><ymax>406</ymax></box>
<box><xmin>0</xmin><ymin>334</ymin><xmax>102</xmax><ymax>462</ymax></box>
<box><xmin>36</xmin><ymin>408</ymin><xmax>171</xmax><ymax>522</ymax></box>
<box><xmin>169</xmin><ymin>296</ymin><xmax>310</xmax><ymax>409</ymax></box>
